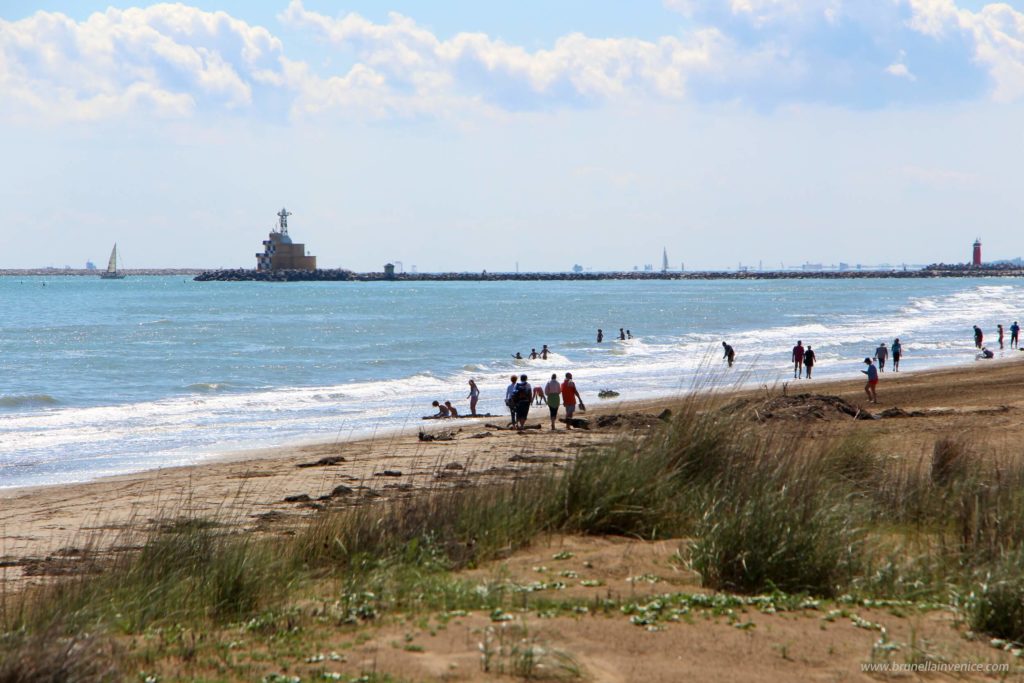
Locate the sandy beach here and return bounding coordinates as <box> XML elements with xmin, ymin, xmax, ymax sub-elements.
<box><xmin>3</xmin><ymin>355</ymin><xmax>1023</xmax><ymax>586</ymax></box>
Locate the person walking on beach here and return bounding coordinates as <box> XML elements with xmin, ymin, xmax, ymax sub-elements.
<box><xmin>513</xmin><ymin>374</ymin><xmax>533</xmax><ymax>429</ymax></box>
<box><xmin>974</xmin><ymin>325</ymin><xmax>984</xmax><ymax>349</ymax></box>
<box><xmin>862</xmin><ymin>358</ymin><xmax>879</xmax><ymax>404</ymax></box>
<box><xmin>803</xmin><ymin>345</ymin><xmax>816</xmax><ymax>379</ymax></box>
<box><xmin>874</xmin><ymin>342</ymin><xmax>888</xmax><ymax>372</ymax></box>
<box><xmin>891</xmin><ymin>338</ymin><xmax>902</xmax><ymax>372</ymax></box>
<box><xmin>722</xmin><ymin>342</ymin><xmax>736</xmax><ymax>368</ymax></box>
<box><xmin>561</xmin><ymin>372</ymin><xmax>584</xmax><ymax>429</ymax></box>
<box><xmin>505</xmin><ymin>375</ymin><xmax>519</xmax><ymax>427</ymax></box>
<box><xmin>467</xmin><ymin>379</ymin><xmax>480</xmax><ymax>416</ymax></box>
<box><xmin>544</xmin><ymin>373</ymin><xmax>561</xmax><ymax>430</ymax></box>
<box><xmin>792</xmin><ymin>341</ymin><xmax>805</xmax><ymax>378</ymax></box>
<box><xmin>1012</xmin><ymin>321</ymin><xmax>1020</xmax><ymax>349</ymax></box>
<box><xmin>597</xmin><ymin>329</ymin><xmax>604</xmax><ymax>343</ymax></box>
<box><xmin>998</xmin><ymin>324</ymin><xmax>1005</xmax><ymax>350</ymax></box>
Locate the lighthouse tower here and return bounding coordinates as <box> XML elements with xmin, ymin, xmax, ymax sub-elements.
<box><xmin>973</xmin><ymin>238</ymin><xmax>982</xmax><ymax>267</ymax></box>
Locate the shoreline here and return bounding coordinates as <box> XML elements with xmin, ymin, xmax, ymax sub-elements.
<box><xmin>4</xmin><ymin>355</ymin><xmax>1024</xmax><ymax>587</ymax></box>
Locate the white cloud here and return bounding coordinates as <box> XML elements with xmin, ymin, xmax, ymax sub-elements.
<box><xmin>280</xmin><ymin>0</ymin><xmax>734</xmax><ymax>111</ymax></box>
<box><xmin>907</xmin><ymin>0</ymin><xmax>1024</xmax><ymax>101</ymax></box>
<box><xmin>666</xmin><ymin>0</ymin><xmax>844</xmax><ymax>26</ymax></box>
<box><xmin>885</xmin><ymin>50</ymin><xmax>916</xmax><ymax>80</ymax></box>
<box><xmin>0</xmin><ymin>5</ymin><xmax>285</xmax><ymax>121</ymax></box>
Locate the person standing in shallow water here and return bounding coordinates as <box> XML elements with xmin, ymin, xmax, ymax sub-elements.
<box><xmin>974</xmin><ymin>325</ymin><xmax>984</xmax><ymax>349</ymax></box>
<box><xmin>597</xmin><ymin>329</ymin><xmax>604</xmax><ymax>343</ymax></box>
<box><xmin>803</xmin><ymin>345</ymin><xmax>816</xmax><ymax>379</ymax></box>
<box><xmin>467</xmin><ymin>379</ymin><xmax>480</xmax><ymax>416</ymax></box>
<box><xmin>1012</xmin><ymin>322</ymin><xmax>1020</xmax><ymax>349</ymax></box>
<box><xmin>722</xmin><ymin>342</ymin><xmax>735</xmax><ymax>367</ymax></box>
<box><xmin>619</xmin><ymin>328</ymin><xmax>626</xmax><ymax>341</ymax></box>
<box><xmin>891</xmin><ymin>338</ymin><xmax>902</xmax><ymax>372</ymax></box>
<box><xmin>998</xmin><ymin>324</ymin><xmax>1005</xmax><ymax>350</ymax></box>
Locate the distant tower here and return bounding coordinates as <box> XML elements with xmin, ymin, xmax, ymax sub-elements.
<box><xmin>662</xmin><ymin>248</ymin><xmax>669</xmax><ymax>272</ymax></box>
<box><xmin>277</xmin><ymin>208</ymin><xmax>291</xmax><ymax>235</ymax></box>
<box><xmin>973</xmin><ymin>238</ymin><xmax>982</xmax><ymax>267</ymax></box>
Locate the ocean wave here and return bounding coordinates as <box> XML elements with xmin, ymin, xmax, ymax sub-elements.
<box><xmin>0</xmin><ymin>394</ymin><xmax>60</xmax><ymax>408</ymax></box>
<box><xmin>186</xmin><ymin>382</ymin><xmax>238</xmax><ymax>393</ymax></box>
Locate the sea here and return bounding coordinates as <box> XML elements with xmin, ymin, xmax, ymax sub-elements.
<box><xmin>0</xmin><ymin>275</ymin><xmax>1019</xmax><ymax>489</ymax></box>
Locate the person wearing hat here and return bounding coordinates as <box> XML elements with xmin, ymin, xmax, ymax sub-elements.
<box><xmin>862</xmin><ymin>358</ymin><xmax>879</xmax><ymax>404</ymax></box>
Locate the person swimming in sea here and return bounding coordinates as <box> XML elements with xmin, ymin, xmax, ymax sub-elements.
<box><xmin>619</xmin><ymin>328</ymin><xmax>625</xmax><ymax>340</ymax></box>
<box><xmin>626</xmin><ymin>330</ymin><xmax>633</xmax><ymax>339</ymax></box>
<box><xmin>597</xmin><ymin>329</ymin><xmax>604</xmax><ymax>343</ymax></box>
<box><xmin>512</xmin><ymin>352</ymin><xmax>523</xmax><ymax>360</ymax></box>
<box><xmin>541</xmin><ymin>344</ymin><xmax>549</xmax><ymax>359</ymax></box>
<box><xmin>529</xmin><ymin>348</ymin><xmax>539</xmax><ymax>360</ymax></box>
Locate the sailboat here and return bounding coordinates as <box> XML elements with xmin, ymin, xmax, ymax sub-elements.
<box><xmin>100</xmin><ymin>243</ymin><xmax>126</xmax><ymax>279</ymax></box>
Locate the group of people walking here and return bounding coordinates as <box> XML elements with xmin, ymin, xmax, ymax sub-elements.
<box><xmin>505</xmin><ymin>372</ymin><xmax>584</xmax><ymax>430</ymax></box>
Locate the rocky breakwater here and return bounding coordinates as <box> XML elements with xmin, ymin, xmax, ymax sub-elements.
<box><xmin>195</xmin><ymin>267</ymin><xmax>1024</xmax><ymax>282</ymax></box>
<box><xmin>194</xmin><ymin>269</ymin><xmax>356</xmax><ymax>282</ymax></box>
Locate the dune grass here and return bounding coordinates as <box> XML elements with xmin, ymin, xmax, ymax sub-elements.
<box><xmin>4</xmin><ymin>392</ymin><xmax>1024</xmax><ymax>679</ymax></box>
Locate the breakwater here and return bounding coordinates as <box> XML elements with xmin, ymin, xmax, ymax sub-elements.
<box><xmin>193</xmin><ymin>267</ymin><xmax>1024</xmax><ymax>282</ymax></box>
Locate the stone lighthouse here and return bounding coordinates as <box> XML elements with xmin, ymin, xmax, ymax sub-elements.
<box><xmin>973</xmin><ymin>238</ymin><xmax>982</xmax><ymax>267</ymax></box>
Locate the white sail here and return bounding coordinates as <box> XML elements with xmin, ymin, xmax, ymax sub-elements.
<box><xmin>106</xmin><ymin>244</ymin><xmax>118</xmax><ymax>274</ymax></box>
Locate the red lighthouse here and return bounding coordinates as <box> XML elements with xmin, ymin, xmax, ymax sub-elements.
<box><xmin>973</xmin><ymin>239</ymin><xmax>982</xmax><ymax>267</ymax></box>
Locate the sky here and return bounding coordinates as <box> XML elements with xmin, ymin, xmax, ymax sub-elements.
<box><xmin>2</xmin><ymin>0</ymin><xmax>1024</xmax><ymax>271</ymax></box>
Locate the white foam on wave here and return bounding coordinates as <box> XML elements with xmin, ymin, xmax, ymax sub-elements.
<box><xmin>4</xmin><ymin>281</ymin><xmax>1022</xmax><ymax>490</ymax></box>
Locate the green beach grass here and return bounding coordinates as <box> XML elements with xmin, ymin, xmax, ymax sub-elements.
<box><xmin>3</xmin><ymin>393</ymin><xmax>1023</xmax><ymax>680</ymax></box>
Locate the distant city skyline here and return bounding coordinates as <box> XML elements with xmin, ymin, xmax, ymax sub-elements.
<box><xmin>3</xmin><ymin>1</ymin><xmax>1024</xmax><ymax>271</ymax></box>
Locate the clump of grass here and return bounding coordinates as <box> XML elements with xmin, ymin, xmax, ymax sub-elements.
<box><xmin>0</xmin><ymin>630</ymin><xmax>120</xmax><ymax>683</ymax></box>
<box><xmin>689</xmin><ymin>472</ymin><xmax>861</xmax><ymax>596</ymax></box>
<box><xmin>11</xmin><ymin>515</ymin><xmax>285</xmax><ymax>634</ymax></box>
<box><xmin>932</xmin><ymin>437</ymin><xmax>971</xmax><ymax>486</ymax></box>
<box><xmin>960</xmin><ymin>551</ymin><xmax>1024</xmax><ymax>644</ymax></box>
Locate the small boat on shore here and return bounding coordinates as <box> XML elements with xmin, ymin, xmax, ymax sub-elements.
<box><xmin>100</xmin><ymin>244</ymin><xmax>126</xmax><ymax>279</ymax></box>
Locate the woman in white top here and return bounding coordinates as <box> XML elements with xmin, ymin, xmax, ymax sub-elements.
<box><xmin>467</xmin><ymin>379</ymin><xmax>480</xmax><ymax>416</ymax></box>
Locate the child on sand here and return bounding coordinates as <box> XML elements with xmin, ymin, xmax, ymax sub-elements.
<box><xmin>431</xmin><ymin>400</ymin><xmax>451</xmax><ymax>418</ymax></box>
<box><xmin>862</xmin><ymin>358</ymin><xmax>878</xmax><ymax>404</ymax></box>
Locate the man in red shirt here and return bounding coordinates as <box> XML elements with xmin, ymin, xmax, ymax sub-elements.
<box><xmin>792</xmin><ymin>341</ymin><xmax>805</xmax><ymax>379</ymax></box>
<box><xmin>560</xmin><ymin>372</ymin><xmax>584</xmax><ymax>429</ymax></box>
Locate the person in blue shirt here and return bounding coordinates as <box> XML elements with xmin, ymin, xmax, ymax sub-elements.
<box><xmin>862</xmin><ymin>358</ymin><xmax>879</xmax><ymax>403</ymax></box>
<box><xmin>891</xmin><ymin>338</ymin><xmax>903</xmax><ymax>372</ymax></box>
<box><xmin>1012</xmin><ymin>322</ymin><xmax>1020</xmax><ymax>349</ymax></box>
